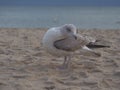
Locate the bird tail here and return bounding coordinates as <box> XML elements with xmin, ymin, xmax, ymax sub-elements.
<box><xmin>81</xmin><ymin>46</ymin><xmax>101</xmax><ymax>57</ymax></box>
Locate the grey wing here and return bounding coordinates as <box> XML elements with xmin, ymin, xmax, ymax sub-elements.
<box><xmin>54</xmin><ymin>34</ymin><xmax>89</xmax><ymax>52</ymax></box>
<box><xmin>84</xmin><ymin>35</ymin><xmax>110</xmax><ymax>49</ymax></box>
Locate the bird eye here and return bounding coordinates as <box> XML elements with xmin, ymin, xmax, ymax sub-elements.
<box><xmin>66</xmin><ymin>28</ymin><xmax>71</xmax><ymax>32</ymax></box>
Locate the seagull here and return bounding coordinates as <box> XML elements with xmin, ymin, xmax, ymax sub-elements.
<box><xmin>42</xmin><ymin>24</ymin><xmax>109</xmax><ymax>69</ymax></box>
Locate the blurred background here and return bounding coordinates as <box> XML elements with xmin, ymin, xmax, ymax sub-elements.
<box><xmin>0</xmin><ymin>0</ymin><xmax>120</xmax><ymax>29</ymax></box>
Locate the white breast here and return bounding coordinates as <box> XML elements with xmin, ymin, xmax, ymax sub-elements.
<box><xmin>42</xmin><ymin>27</ymin><xmax>71</xmax><ymax>57</ymax></box>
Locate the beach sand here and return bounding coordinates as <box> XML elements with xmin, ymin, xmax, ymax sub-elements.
<box><xmin>0</xmin><ymin>28</ymin><xmax>120</xmax><ymax>90</ymax></box>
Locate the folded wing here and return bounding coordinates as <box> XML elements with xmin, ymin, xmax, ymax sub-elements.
<box><xmin>54</xmin><ymin>34</ymin><xmax>89</xmax><ymax>52</ymax></box>
<box><xmin>54</xmin><ymin>34</ymin><xmax>110</xmax><ymax>52</ymax></box>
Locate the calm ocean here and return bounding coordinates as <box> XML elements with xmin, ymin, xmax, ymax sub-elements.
<box><xmin>0</xmin><ymin>6</ymin><xmax>120</xmax><ymax>29</ymax></box>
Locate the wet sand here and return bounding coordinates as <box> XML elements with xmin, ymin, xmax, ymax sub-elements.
<box><xmin>0</xmin><ymin>28</ymin><xmax>120</xmax><ymax>90</ymax></box>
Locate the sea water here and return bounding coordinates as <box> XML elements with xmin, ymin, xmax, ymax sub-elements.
<box><xmin>0</xmin><ymin>6</ymin><xmax>120</xmax><ymax>29</ymax></box>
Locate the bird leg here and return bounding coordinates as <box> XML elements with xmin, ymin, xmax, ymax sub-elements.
<box><xmin>62</xmin><ymin>56</ymin><xmax>67</xmax><ymax>66</ymax></box>
<box><xmin>61</xmin><ymin>56</ymin><xmax>71</xmax><ymax>69</ymax></box>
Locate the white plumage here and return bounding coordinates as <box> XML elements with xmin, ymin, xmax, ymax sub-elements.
<box><xmin>42</xmin><ymin>24</ymin><xmax>109</xmax><ymax>69</ymax></box>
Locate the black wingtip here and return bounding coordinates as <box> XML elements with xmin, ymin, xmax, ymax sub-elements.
<box><xmin>86</xmin><ymin>44</ymin><xmax>110</xmax><ymax>49</ymax></box>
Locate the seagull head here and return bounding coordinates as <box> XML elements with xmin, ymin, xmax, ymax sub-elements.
<box><xmin>59</xmin><ymin>24</ymin><xmax>77</xmax><ymax>38</ymax></box>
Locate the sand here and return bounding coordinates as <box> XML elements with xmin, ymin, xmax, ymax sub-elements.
<box><xmin>0</xmin><ymin>28</ymin><xmax>120</xmax><ymax>90</ymax></box>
